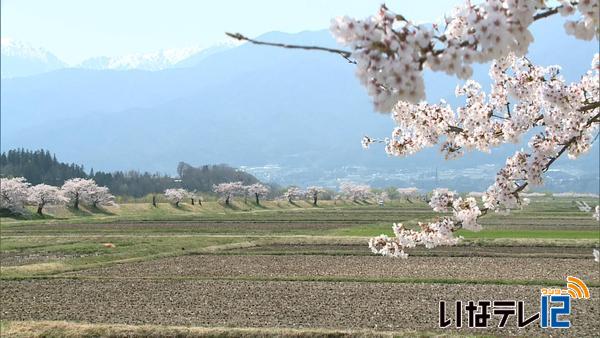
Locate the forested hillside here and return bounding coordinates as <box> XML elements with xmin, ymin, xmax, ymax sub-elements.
<box><xmin>1</xmin><ymin>149</ymin><xmax>86</xmax><ymax>186</ymax></box>
<box><xmin>0</xmin><ymin>149</ymin><xmax>260</xmax><ymax>196</ymax></box>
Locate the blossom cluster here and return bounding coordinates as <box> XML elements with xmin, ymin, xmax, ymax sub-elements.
<box><xmin>212</xmin><ymin>181</ymin><xmax>246</xmax><ymax>204</ymax></box>
<box><xmin>0</xmin><ymin>177</ymin><xmax>115</xmax><ymax>215</ymax></box>
<box><xmin>331</xmin><ymin>0</ymin><xmax>598</xmax><ymax>111</ymax></box>
<box><xmin>428</xmin><ymin>188</ymin><xmax>457</xmax><ymax>212</ymax></box>
<box><xmin>283</xmin><ymin>186</ymin><xmax>304</xmax><ymax>202</ymax></box>
<box><xmin>429</xmin><ymin>188</ymin><xmax>483</xmax><ymax>231</ymax></box>
<box><xmin>561</xmin><ymin>0</ymin><xmax>599</xmax><ymax>40</ymax></box>
<box><xmin>247</xmin><ymin>183</ymin><xmax>270</xmax><ymax>197</ymax></box>
<box><xmin>368</xmin><ymin>219</ymin><xmax>461</xmax><ymax>259</ymax></box>
<box><xmin>164</xmin><ymin>188</ymin><xmax>190</xmax><ymax>206</ymax></box>
<box><xmin>0</xmin><ymin>177</ymin><xmax>31</xmax><ymax>214</ymax></box>
<box><xmin>339</xmin><ymin>181</ymin><xmax>372</xmax><ymax>201</ymax></box>
<box><xmin>369</xmin><ymin>188</ymin><xmax>484</xmax><ymax>258</ymax></box>
<box><xmin>306</xmin><ymin>186</ymin><xmax>326</xmax><ymax>205</ymax></box>
<box><xmin>212</xmin><ymin>182</ymin><xmax>272</xmax><ymax>204</ymax></box>
<box><xmin>61</xmin><ymin>178</ymin><xmax>116</xmax><ymax>209</ymax></box>
<box><xmin>370</xmin><ymin>54</ymin><xmax>599</xmax><ymax>216</ymax></box>
<box><xmin>396</xmin><ymin>187</ymin><xmax>421</xmax><ymax>201</ymax></box>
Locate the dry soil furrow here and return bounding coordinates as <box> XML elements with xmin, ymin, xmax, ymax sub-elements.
<box><xmin>1</xmin><ymin>279</ymin><xmax>598</xmax><ymax>336</ymax></box>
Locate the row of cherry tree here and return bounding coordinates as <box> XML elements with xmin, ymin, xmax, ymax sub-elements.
<box><xmin>211</xmin><ymin>182</ymin><xmax>378</xmax><ymax>206</ymax></box>
<box><xmin>212</xmin><ymin>182</ymin><xmax>426</xmax><ymax>205</ymax></box>
<box><xmin>0</xmin><ymin>177</ymin><xmax>115</xmax><ymax>215</ymax></box>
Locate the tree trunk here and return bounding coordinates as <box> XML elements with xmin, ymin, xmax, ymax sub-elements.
<box><xmin>198</xmin><ymin>199</ymin><xmax>202</xmax><ymax>206</ymax></box>
<box><xmin>175</xmin><ymin>201</ymin><xmax>179</xmax><ymax>207</ymax></box>
<box><xmin>255</xmin><ymin>193</ymin><xmax>260</xmax><ymax>205</ymax></box>
<box><xmin>37</xmin><ymin>204</ymin><xmax>43</xmax><ymax>215</ymax></box>
<box><xmin>152</xmin><ymin>195</ymin><xmax>157</xmax><ymax>207</ymax></box>
<box><xmin>313</xmin><ymin>194</ymin><xmax>318</xmax><ymax>206</ymax></box>
<box><xmin>225</xmin><ymin>196</ymin><xmax>230</xmax><ymax>205</ymax></box>
<box><xmin>74</xmin><ymin>197</ymin><xmax>79</xmax><ymax>210</ymax></box>
<box><xmin>191</xmin><ymin>198</ymin><xmax>195</xmax><ymax>205</ymax></box>
<box><xmin>288</xmin><ymin>197</ymin><xmax>292</xmax><ymax>203</ymax></box>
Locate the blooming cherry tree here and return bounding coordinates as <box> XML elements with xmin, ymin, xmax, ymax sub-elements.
<box><xmin>61</xmin><ymin>178</ymin><xmax>97</xmax><ymax>210</ymax></box>
<box><xmin>283</xmin><ymin>187</ymin><xmax>304</xmax><ymax>203</ymax></box>
<box><xmin>397</xmin><ymin>187</ymin><xmax>421</xmax><ymax>203</ymax></box>
<box><xmin>213</xmin><ymin>182</ymin><xmax>244</xmax><ymax>205</ymax></box>
<box><xmin>83</xmin><ymin>185</ymin><xmax>116</xmax><ymax>208</ymax></box>
<box><xmin>306</xmin><ymin>186</ymin><xmax>326</xmax><ymax>205</ymax></box>
<box><xmin>340</xmin><ymin>182</ymin><xmax>372</xmax><ymax>202</ymax></box>
<box><xmin>247</xmin><ymin>183</ymin><xmax>270</xmax><ymax>205</ymax></box>
<box><xmin>28</xmin><ymin>184</ymin><xmax>67</xmax><ymax>215</ymax></box>
<box><xmin>164</xmin><ymin>188</ymin><xmax>189</xmax><ymax>207</ymax></box>
<box><xmin>0</xmin><ymin>177</ymin><xmax>30</xmax><ymax>214</ymax></box>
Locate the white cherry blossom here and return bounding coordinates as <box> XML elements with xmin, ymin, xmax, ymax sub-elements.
<box><xmin>28</xmin><ymin>184</ymin><xmax>67</xmax><ymax>215</ymax></box>
<box><xmin>164</xmin><ymin>188</ymin><xmax>189</xmax><ymax>207</ymax></box>
<box><xmin>0</xmin><ymin>177</ymin><xmax>30</xmax><ymax>214</ymax></box>
<box><xmin>61</xmin><ymin>178</ymin><xmax>97</xmax><ymax>210</ymax></box>
<box><xmin>330</xmin><ymin>0</ymin><xmax>599</xmax><ymax>111</ymax></box>
<box><xmin>306</xmin><ymin>186</ymin><xmax>326</xmax><ymax>205</ymax></box>
<box><xmin>247</xmin><ymin>183</ymin><xmax>270</xmax><ymax>204</ymax></box>
<box><xmin>340</xmin><ymin>182</ymin><xmax>372</xmax><ymax>201</ymax></box>
<box><xmin>283</xmin><ymin>186</ymin><xmax>304</xmax><ymax>203</ymax></box>
<box><xmin>213</xmin><ymin>182</ymin><xmax>244</xmax><ymax>205</ymax></box>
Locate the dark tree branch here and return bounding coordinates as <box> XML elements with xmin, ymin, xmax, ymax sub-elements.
<box><xmin>225</xmin><ymin>32</ymin><xmax>356</xmax><ymax>64</ymax></box>
<box><xmin>226</xmin><ymin>4</ymin><xmax>571</xmax><ymax>69</ymax></box>
<box><xmin>533</xmin><ymin>6</ymin><xmax>560</xmax><ymax>21</ymax></box>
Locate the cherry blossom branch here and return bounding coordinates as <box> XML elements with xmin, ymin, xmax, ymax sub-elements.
<box><xmin>226</xmin><ymin>4</ymin><xmax>569</xmax><ymax>67</ymax></box>
<box><xmin>543</xmin><ymin>109</ymin><xmax>600</xmax><ymax>171</ymax></box>
<box><xmin>479</xmin><ymin>106</ymin><xmax>600</xmax><ymax>217</ymax></box>
<box><xmin>225</xmin><ymin>32</ymin><xmax>356</xmax><ymax>64</ymax></box>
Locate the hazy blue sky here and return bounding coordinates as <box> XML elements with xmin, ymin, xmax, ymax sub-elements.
<box><xmin>1</xmin><ymin>0</ymin><xmax>461</xmax><ymax>64</ymax></box>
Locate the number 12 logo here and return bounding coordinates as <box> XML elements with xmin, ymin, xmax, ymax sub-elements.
<box><xmin>540</xmin><ymin>295</ymin><xmax>570</xmax><ymax>328</ymax></box>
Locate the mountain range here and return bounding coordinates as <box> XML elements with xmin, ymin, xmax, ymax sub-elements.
<box><xmin>1</xmin><ymin>39</ymin><xmax>237</xmax><ymax>76</ymax></box>
<box><xmin>1</xmin><ymin>16</ymin><xmax>598</xmax><ymax>191</ymax></box>
<box><xmin>0</xmin><ymin>38</ymin><xmax>66</xmax><ymax>78</ymax></box>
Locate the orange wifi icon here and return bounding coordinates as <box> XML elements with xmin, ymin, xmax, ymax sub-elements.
<box><xmin>566</xmin><ymin>276</ymin><xmax>590</xmax><ymax>299</ymax></box>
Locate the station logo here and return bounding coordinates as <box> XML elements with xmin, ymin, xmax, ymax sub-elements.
<box><xmin>439</xmin><ymin>276</ymin><xmax>590</xmax><ymax>329</ymax></box>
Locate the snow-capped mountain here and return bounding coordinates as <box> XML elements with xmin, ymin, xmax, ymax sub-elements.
<box><xmin>1</xmin><ymin>38</ymin><xmax>238</xmax><ymax>76</ymax></box>
<box><xmin>78</xmin><ymin>43</ymin><xmax>238</xmax><ymax>71</ymax></box>
<box><xmin>1</xmin><ymin>37</ymin><xmax>67</xmax><ymax>78</ymax></box>
<box><xmin>78</xmin><ymin>46</ymin><xmax>203</xmax><ymax>71</ymax></box>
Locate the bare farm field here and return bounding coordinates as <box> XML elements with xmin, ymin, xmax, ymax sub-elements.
<box><xmin>1</xmin><ymin>200</ymin><xmax>599</xmax><ymax>337</ymax></box>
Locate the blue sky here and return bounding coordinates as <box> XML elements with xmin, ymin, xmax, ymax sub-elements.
<box><xmin>1</xmin><ymin>0</ymin><xmax>462</xmax><ymax>64</ymax></box>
